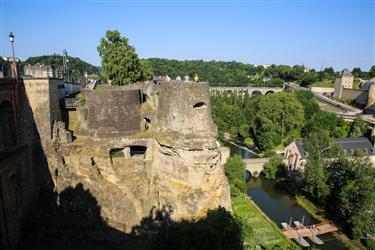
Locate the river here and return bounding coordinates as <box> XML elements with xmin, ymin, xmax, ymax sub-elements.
<box><xmin>226</xmin><ymin>142</ymin><xmax>347</xmax><ymax>249</ymax></box>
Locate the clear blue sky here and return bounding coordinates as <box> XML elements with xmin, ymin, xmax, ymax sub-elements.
<box><xmin>1</xmin><ymin>0</ymin><xmax>374</xmax><ymax>70</ymax></box>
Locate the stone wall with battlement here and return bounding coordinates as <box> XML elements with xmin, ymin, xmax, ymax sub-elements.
<box><xmin>77</xmin><ymin>89</ymin><xmax>142</xmax><ymax>137</ymax></box>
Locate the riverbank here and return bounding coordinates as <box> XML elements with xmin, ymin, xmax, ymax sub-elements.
<box><xmin>295</xmin><ymin>196</ymin><xmax>365</xmax><ymax>250</ymax></box>
<box><xmin>228</xmin><ymin>143</ymin><xmax>348</xmax><ymax>249</ymax></box>
<box><xmin>232</xmin><ymin>194</ymin><xmax>299</xmax><ymax>249</ymax></box>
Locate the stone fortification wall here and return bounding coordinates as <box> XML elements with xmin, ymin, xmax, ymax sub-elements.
<box><xmin>78</xmin><ymin>89</ymin><xmax>141</xmax><ymax>137</ymax></box>
<box><xmin>47</xmin><ymin>81</ymin><xmax>231</xmax><ymax>234</ymax></box>
<box><xmin>310</xmin><ymin>87</ymin><xmax>334</xmax><ymax>97</ymax></box>
<box><xmin>150</xmin><ymin>81</ymin><xmax>217</xmax><ymax>139</ymax></box>
<box><xmin>23</xmin><ymin>78</ymin><xmax>62</xmax><ymax>140</ymax></box>
<box><xmin>340</xmin><ymin>88</ymin><xmax>368</xmax><ymax>105</ymax></box>
<box><xmin>0</xmin><ymin>79</ymin><xmax>52</xmax><ymax>250</ymax></box>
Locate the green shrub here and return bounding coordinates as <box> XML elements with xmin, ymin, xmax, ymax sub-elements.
<box><xmin>365</xmin><ymin>239</ymin><xmax>375</xmax><ymax>250</ymax></box>
<box><xmin>77</xmin><ymin>94</ymin><xmax>86</xmax><ymax>106</ymax></box>
<box><xmin>263</xmin><ymin>156</ymin><xmax>285</xmax><ymax>180</ymax></box>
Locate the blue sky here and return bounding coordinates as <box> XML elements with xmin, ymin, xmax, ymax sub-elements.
<box><xmin>1</xmin><ymin>0</ymin><xmax>374</xmax><ymax>70</ymax></box>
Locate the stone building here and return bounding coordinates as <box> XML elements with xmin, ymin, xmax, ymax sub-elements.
<box><xmin>284</xmin><ymin>137</ymin><xmax>375</xmax><ymax>171</ymax></box>
<box><xmin>333</xmin><ymin>69</ymin><xmax>354</xmax><ymax>99</ymax></box>
<box><xmin>332</xmin><ymin>69</ymin><xmax>375</xmax><ymax>111</ymax></box>
<box><xmin>24</xmin><ymin>64</ymin><xmax>63</xmax><ymax>79</ymax></box>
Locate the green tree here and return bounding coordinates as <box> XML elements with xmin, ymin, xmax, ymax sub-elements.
<box><xmin>369</xmin><ymin>65</ymin><xmax>375</xmax><ymax>78</ymax></box>
<box><xmin>263</xmin><ymin>156</ymin><xmax>285</xmax><ymax>180</ymax></box>
<box><xmin>303</xmin><ymin>130</ymin><xmax>331</xmax><ymax>156</ymax></box>
<box><xmin>303</xmin><ymin>110</ymin><xmax>349</xmax><ymax>138</ymax></box>
<box><xmin>254</xmin><ymin>92</ymin><xmax>304</xmax><ymax>150</ymax></box>
<box><xmin>97</xmin><ymin>30</ymin><xmax>152</xmax><ymax>85</ymax></box>
<box><xmin>71</xmin><ymin>69</ymin><xmax>81</xmax><ymax>81</ymax></box>
<box><xmin>302</xmin><ymin>157</ymin><xmax>331</xmax><ymax>203</ymax></box>
<box><xmin>322</xmin><ymin>67</ymin><xmax>335</xmax><ymax>80</ymax></box>
<box><xmin>294</xmin><ymin>90</ymin><xmax>320</xmax><ymax>119</ymax></box>
<box><xmin>224</xmin><ymin>155</ymin><xmax>246</xmax><ymax>197</ymax></box>
<box><xmin>352</xmin><ymin>67</ymin><xmax>362</xmax><ymax>78</ymax></box>
<box><xmin>327</xmin><ymin>157</ymin><xmax>375</xmax><ymax>239</ymax></box>
<box><xmin>299</xmin><ymin>71</ymin><xmax>319</xmax><ymax>87</ymax></box>
<box><xmin>349</xmin><ymin>118</ymin><xmax>366</xmax><ymax>137</ymax></box>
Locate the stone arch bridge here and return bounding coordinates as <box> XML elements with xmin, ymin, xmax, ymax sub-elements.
<box><xmin>210</xmin><ymin>86</ymin><xmax>284</xmax><ymax>96</ymax></box>
<box><xmin>244</xmin><ymin>158</ymin><xmax>290</xmax><ymax>176</ymax></box>
<box><xmin>244</xmin><ymin>158</ymin><xmax>270</xmax><ymax>176</ymax></box>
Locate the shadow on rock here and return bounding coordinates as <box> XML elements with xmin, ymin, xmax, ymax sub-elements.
<box><xmin>19</xmin><ymin>184</ymin><xmax>243</xmax><ymax>250</ymax></box>
<box><xmin>18</xmin><ymin>183</ymin><xmax>135</xmax><ymax>250</ymax></box>
<box><xmin>132</xmin><ymin>206</ymin><xmax>244</xmax><ymax>250</ymax></box>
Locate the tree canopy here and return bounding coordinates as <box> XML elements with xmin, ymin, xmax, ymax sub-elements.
<box><xmin>97</xmin><ymin>30</ymin><xmax>152</xmax><ymax>85</ymax></box>
<box><xmin>224</xmin><ymin>155</ymin><xmax>246</xmax><ymax>197</ymax></box>
<box><xmin>263</xmin><ymin>156</ymin><xmax>286</xmax><ymax>180</ymax></box>
<box><xmin>370</xmin><ymin>65</ymin><xmax>375</xmax><ymax>78</ymax></box>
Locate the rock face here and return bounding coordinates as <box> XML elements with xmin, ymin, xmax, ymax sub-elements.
<box><xmin>48</xmin><ymin>81</ymin><xmax>231</xmax><ymax>232</ymax></box>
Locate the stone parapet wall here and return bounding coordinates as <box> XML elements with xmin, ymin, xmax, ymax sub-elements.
<box><xmin>340</xmin><ymin>88</ymin><xmax>368</xmax><ymax>105</ymax></box>
<box><xmin>78</xmin><ymin>89</ymin><xmax>141</xmax><ymax>137</ymax></box>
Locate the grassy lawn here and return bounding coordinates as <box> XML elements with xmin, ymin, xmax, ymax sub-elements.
<box><xmin>295</xmin><ymin>196</ymin><xmax>325</xmax><ymax>222</ymax></box>
<box><xmin>232</xmin><ymin>194</ymin><xmax>299</xmax><ymax>249</ymax></box>
<box><xmin>311</xmin><ymin>80</ymin><xmax>335</xmax><ymax>88</ymax></box>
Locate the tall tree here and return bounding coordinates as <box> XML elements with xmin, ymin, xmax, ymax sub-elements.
<box><xmin>328</xmin><ymin>157</ymin><xmax>375</xmax><ymax>239</ymax></box>
<box><xmin>299</xmin><ymin>71</ymin><xmax>319</xmax><ymax>87</ymax></box>
<box><xmin>352</xmin><ymin>67</ymin><xmax>362</xmax><ymax>78</ymax></box>
<box><xmin>263</xmin><ymin>156</ymin><xmax>285</xmax><ymax>180</ymax></box>
<box><xmin>370</xmin><ymin>65</ymin><xmax>375</xmax><ymax>78</ymax></box>
<box><xmin>349</xmin><ymin>118</ymin><xmax>366</xmax><ymax>137</ymax></box>
<box><xmin>302</xmin><ymin>157</ymin><xmax>331</xmax><ymax>203</ymax></box>
<box><xmin>97</xmin><ymin>30</ymin><xmax>152</xmax><ymax>85</ymax></box>
<box><xmin>254</xmin><ymin>92</ymin><xmax>304</xmax><ymax>150</ymax></box>
<box><xmin>224</xmin><ymin>155</ymin><xmax>246</xmax><ymax>197</ymax></box>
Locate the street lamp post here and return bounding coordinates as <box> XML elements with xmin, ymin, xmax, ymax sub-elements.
<box><xmin>9</xmin><ymin>32</ymin><xmax>18</xmax><ymax>79</ymax></box>
<box><xmin>8</xmin><ymin>32</ymin><xmax>19</xmax><ymax>143</ymax></box>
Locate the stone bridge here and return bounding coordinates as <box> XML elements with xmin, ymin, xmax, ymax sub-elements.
<box><xmin>244</xmin><ymin>157</ymin><xmax>290</xmax><ymax>177</ymax></box>
<box><xmin>210</xmin><ymin>86</ymin><xmax>284</xmax><ymax>95</ymax></box>
<box><xmin>244</xmin><ymin>158</ymin><xmax>271</xmax><ymax>176</ymax></box>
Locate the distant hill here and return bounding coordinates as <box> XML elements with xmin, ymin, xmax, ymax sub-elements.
<box><xmin>146</xmin><ymin>58</ymin><xmax>257</xmax><ymax>86</ymax></box>
<box><xmin>22</xmin><ymin>55</ymin><xmax>100</xmax><ymax>80</ymax></box>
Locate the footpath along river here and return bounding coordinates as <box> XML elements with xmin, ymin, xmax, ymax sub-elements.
<box><xmin>226</xmin><ymin>142</ymin><xmax>347</xmax><ymax>249</ymax></box>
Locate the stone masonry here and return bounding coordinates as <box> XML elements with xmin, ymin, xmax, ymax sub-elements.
<box><xmin>46</xmin><ymin>80</ymin><xmax>231</xmax><ymax>233</ymax></box>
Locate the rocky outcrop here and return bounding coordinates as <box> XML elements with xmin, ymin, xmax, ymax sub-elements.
<box><xmin>47</xmin><ymin>81</ymin><xmax>231</xmax><ymax>232</ymax></box>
